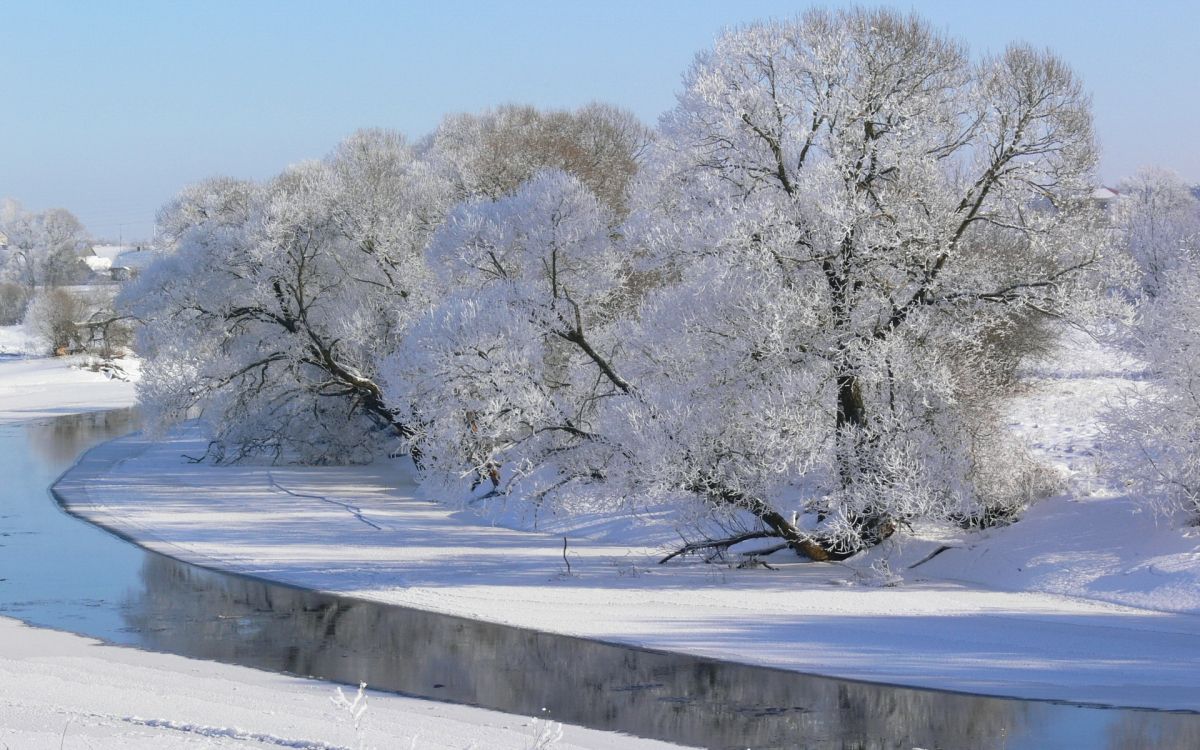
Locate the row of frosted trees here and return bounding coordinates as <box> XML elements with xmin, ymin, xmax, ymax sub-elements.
<box><xmin>125</xmin><ymin>9</ymin><xmax>1198</xmax><ymax>560</ymax></box>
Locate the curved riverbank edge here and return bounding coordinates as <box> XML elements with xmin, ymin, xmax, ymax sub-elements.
<box><xmin>54</xmin><ymin>429</ymin><xmax>1200</xmax><ymax>713</ymax></box>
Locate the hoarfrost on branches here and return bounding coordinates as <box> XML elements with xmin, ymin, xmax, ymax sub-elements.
<box><xmin>126</xmin><ymin>131</ymin><xmax>449</xmax><ymax>463</ymax></box>
<box><xmin>127</xmin><ymin>9</ymin><xmax>1129</xmax><ymax>563</ymax></box>
<box><xmin>385</xmin><ymin>170</ymin><xmax>631</xmax><ymax>505</ymax></box>
<box><xmin>1112</xmin><ymin>167</ymin><xmax>1200</xmax><ymax>297</ymax></box>
<box><xmin>617</xmin><ymin>8</ymin><xmax>1110</xmax><ymax>556</ymax></box>
<box><xmin>0</xmin><ymin>201</ymin><xmax>90</xmax><ymax>290</ymax></box>
<box><xmin>1106</xmin><ymin>187</ymin><xmax>1200</xmax><ymax>517</ymax></box>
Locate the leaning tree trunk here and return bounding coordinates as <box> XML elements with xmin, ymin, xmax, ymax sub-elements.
<box><xmin>680</xmin><ymin>478</ymin><xmax>852</xmax><ymax>563</ymax></box>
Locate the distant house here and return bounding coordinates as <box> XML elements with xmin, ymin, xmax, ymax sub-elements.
<box><xmin>1091</xmin><ymin>186</ymin><xmax>1120</xmax><ymax>210</ymax></box>
<box><xmin>110</xmin><ymin>247</ymin><xmax>160</xmax><ymax>280</ymax></box>
<box><xmin>84</xmin><ymin>243</ymin><xmax>160</xmax><ymax>281</ymax></box>
<box><xmin>84</xmin><ymin>244</ymin><xmax>133</xmax><ymax>273</ymax></box>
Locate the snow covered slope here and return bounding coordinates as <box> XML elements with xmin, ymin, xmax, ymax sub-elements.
<box><xmin>917</xmin><ymin>331</ymin><xmax>1200</xmax><ymax>613</ymax></box>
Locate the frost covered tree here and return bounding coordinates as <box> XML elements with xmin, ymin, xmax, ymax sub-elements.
<box><xmin>386</xmin><ymin>10</ymin><xmax>1105</xmax><ymax>560</ymax></box>
<box><xmin>427</xmin><ymin>103</ymin><xmax>651</xmax><ymax>215</ymax></box>
<box><xmin>1107</xmin><ymin>267</ymin><xmax>1200</xmax><ymax>516</ymax></box>
<box><xmin>0</xmin><ymin>202</ymin><xmax>90</xmax><ymax>289</ymax></box>
<box><xmin>1102</xmin><ymin>169</ymin><xmax>1200</xmax><ymax>518</ymax></box>
<box><xmin>126</xmin><ymin>130</ymin><xmax>450</xmax><ymax>462</ymax></box>
<box><xmin>615</xmin><ymin>9</ymin><xmax>1107</xmax><ymax>558</ymax></box>
<box><xmin>385</xmin><ymin>170</ymin><xmax>630</xmax><ymax>497</ymax></box>
<box><xmin>1113</xmin><ymin>167</ymin><xmax>1200</xmax><ymax>297</ymax></box>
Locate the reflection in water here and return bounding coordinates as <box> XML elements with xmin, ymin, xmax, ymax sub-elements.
<box><xmin>127</xmin><ymin>555</ymin><xmax>1036</xmax><ymax>750</ymax></box>
<box><xmin>1106</xmin><ymin>712</ymin><xmax>1200</xmax><ymax>750</ymax></box>
<box><xmin>122</xmin><ymin>553</ymin><xmax>1186</xmax><ymax>750</ymax></box>
<box><xmin>2</xmin><ymin>409</ymin><xmax>1199</xmax><ymax>749</ymax></box>
<box><xmin>24</xmin><ymin>408</ymin><xmax>139</xmax><ymax>467</ymax></box>
<box><xmin>0</xmin><ymin>408</ymin><xmax>147</xmax><ymax>639</ymax></box>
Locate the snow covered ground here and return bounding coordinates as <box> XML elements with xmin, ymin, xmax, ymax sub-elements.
<box><xmin>55</xmin><ymin>331</ymin><xmax>1200</xmax><ymax>712</ymax></box>
<box><xmin>0</xmin><ymin>616</ymin><xmax>685</xmax><ymax>749</ymax></box>
<box><xmin>0</xmin><ymin>339</ymin><xmax>689</xmax><ymax>749</ymax></box>
<box><xmin>0</xmin><ymin>325</ymin><xmax>138</xmax><ymax>423</ymax></box>
<box><xmin>919</xmin><ymin>333</ymin><xmax>1200</xmax><ymax>614</ymax></box>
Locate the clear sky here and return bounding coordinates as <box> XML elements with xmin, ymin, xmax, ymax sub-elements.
<box><xmin>3</xmin><ymin>0</ymin><xmax>1198</xmax><ymax>241</ymax></box>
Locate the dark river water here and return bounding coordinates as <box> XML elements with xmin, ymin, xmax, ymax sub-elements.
<box><xmin>1</xmin><ymin>409</ymin><xmax>1198</xmax><ymax>749</ymax></box>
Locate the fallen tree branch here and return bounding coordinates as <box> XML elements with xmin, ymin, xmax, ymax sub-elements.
<box><xmin>659</xmin><ymin>530</ymin><xmax>777</xmax><ymax>564</ymax></box>
<box><xmin>740</xmin><ymin>542</ymin><xmax>790</xmax><ymax>558</ymax></box>
<box><xmin>906</xmin><ymin>544</ymin><xmax>955</xmax><ymax>570</ymax></box>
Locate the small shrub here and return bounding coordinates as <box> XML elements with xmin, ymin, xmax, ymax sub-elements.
<box><xmin>23</xmin><ymin>288</ymin><xmax>87</xmax><ymax>355</ymax></box>
<box><xmin>0</xmin><ymin>282</ymin><xmax>31</xmax><ymax>326</ymax></box>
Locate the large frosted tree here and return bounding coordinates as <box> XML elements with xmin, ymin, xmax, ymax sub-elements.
<box><xmin>385</xmin><ymin>170</ymin><xmax>628</xmax><ymax>498</ymax></box>
<box><xmin>618</xmin><ymin>9</ymin><xmax>1107</xmax><ymax>557</ymax></box>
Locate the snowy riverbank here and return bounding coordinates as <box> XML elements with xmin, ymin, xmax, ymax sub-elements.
<box><xmin>0</xmin><ymin>351</ymin><xmax>689</xmax><ymax>749</ymax></box>
<box><xmin>53</xmin><ymin>333</ymin><xmax>1200</xmax><ymax>712</ymax></box>
<box><xmin>0</xmin><ymin>353</ymin><xmax>138</xmax><ymax>423</ymax></box>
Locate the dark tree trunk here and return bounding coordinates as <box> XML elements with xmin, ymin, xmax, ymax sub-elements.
<box><xmin>835</xmin><ymin>372</ymin><xmax>867</xmax><ymax>430</ymax></box>
<box><xmin>829</xmin><ymin>368</ymin><xmax>897</xmax><ymax>551</ymax></box>
<box><xmin>691</xmin><ymin>479</ymin><xmax>853</xmax><ymax>562</ymax></box>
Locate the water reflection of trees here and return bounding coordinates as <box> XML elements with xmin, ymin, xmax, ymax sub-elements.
<box><xmin>126</xmin><ymin>554</ymin><xmax>1037</xmax><ymax>749</ymax></box>
<box><xmin>24</xmin><ymin>408</ymin><xmax>138</xmax><ymax>467</ymax></box>
<box><xmin>1106</xmin><ymin>712</ymin><xmax>1200</xmax><ymax>750</ymax></box>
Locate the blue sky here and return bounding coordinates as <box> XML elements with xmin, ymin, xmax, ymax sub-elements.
<box><xmin>3</xmin><ymin>0</ymin><xmax>1198</xmax><ymax>241</ymax></box>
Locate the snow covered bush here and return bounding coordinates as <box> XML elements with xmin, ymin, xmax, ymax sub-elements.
<box><xmin>23</xmin><ymin>287</ymin><xmax>88</xmax><ymax>355</ymax></box>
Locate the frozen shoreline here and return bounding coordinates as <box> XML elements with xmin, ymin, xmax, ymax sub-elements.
<box><xmin>54</xmin><ymin>414</ymin><xmax>1200</xmax><ymax>713</ymax></box>
<box><xmin>0</xmin><ymin>353</ymin><xmax>139</xmax><ymax>424</ymax></box>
